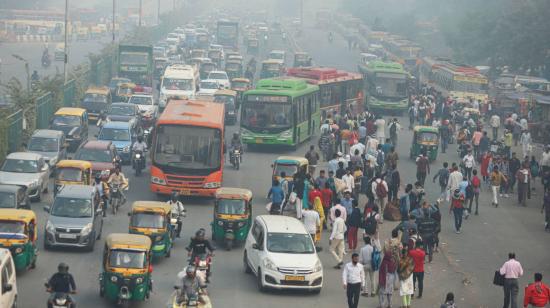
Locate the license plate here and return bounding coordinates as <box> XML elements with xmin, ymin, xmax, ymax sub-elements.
<box><xmin>255</xmin><ymin>138</ymin><xmax>263</xmax><ymax>143</ymax></box>
<box><xmin>59</xmin><ymin>233</ymin><xmax>77</xmax><ymax>239</ymax></box>
<box><xmin>284</xmin><ymin>275</ymin><xmax>305</xmax><ymax>281</ymax></box>
<box><xmin>180</xmin><ymin>189</ymin><xmax>191</xmax><ymax>195</ymax></box>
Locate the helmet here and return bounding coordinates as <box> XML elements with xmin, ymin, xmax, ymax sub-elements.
<box><xmin>58</xmin><ymin>262</ymin><xmax>69</xmax><ymax>273</ymax></box>
<box><xmin>170</xmin><ymin>191</ymin><xmax>179</xmax><ymax>202</ymax></box>
<box><xmin>186</xmin><ymin>265</ymin><xmax>196</xmax><ymax>275</ymax></box>
<box><xmin>195</xmin><ymin>228</ymin><xmax>206</xmax><ymax>239</ymax></box>
<box><xmin>137</xmin><ymin>135</ymin><xmax>144</xmax><ymax>143</ymax></box>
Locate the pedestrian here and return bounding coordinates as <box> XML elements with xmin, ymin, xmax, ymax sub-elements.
<box><xmin>359</xmin><ymin>236</ymin><xmax>377</xmax><ymax>297</ymax></box>
<box><xmin>516</xmin><ymin>163</ymin><xmax>531</xmax><ymax>207</ymax></box>
<box><xmin>363</xmin><ymin>204</ymin><xmax>380</xmax><ymax>239</ymax></box>
<box><xmin>342</xmin><ymin>169</ymin><xmax>355</xmax><ymax>194</ymax></box>
<box><xmin>330</xmin><ymin>209</ymin><xmax>347</xmax><ymax>269</ymax></box>
<box><xmin>523</xmin><ymin>273</ymin><xmax>550</xmax><ymax>308</ymax></box>
<box><xmin>348</xmin><ymin>200</ymin><xmax>362</xmax><ymax>251</ymax></box>
<box><xmin>318</xmin><ymin>130</ymin><xmax>332</xmax><ymax>162</ymax></box>
<box><xmin>375</xmin><ymin>116</ymin><xmax>386</xmax><ymax>144</ymax></box>
<box><xmin>409</xmin><ymin>240</ymin><xmax>426</xmax><ymax>299</ymax></box>
<box><xmin>398</xmin><ymin>248</ymin><xmax>415</xmax><ymax>308</ymax></box>
<box><xmin>490</xmin><ymin>113</ymin><xmax>501</xmax><ymax>140</ymax></box>
<box><xmin>447</xmin><ymin>166</ymin><xmax>463</xmax><ymax>201</ymax></box>
<box><xmin>376</xmin><ymin>144</ymin><xmax>385</xmax><ymax>174</ymax></box>
<box><xmin>450</xmin><ymin>189</ymin><xmax>465</xmax><ymax>233</ymax></box>
<box><xmin>408</xmin><ymin>104</ymin><xmax>417</xmax><ymax>130</ymax></box>
<box><xmin>416</xmin><ymin>152</ymin><xmax>430</xmax><ymax>186</ymax></box>
<box><xmin>416</xmin><ymin>205</ymin><xmax>437</xmax><ymax>262</ymax></box>
<box><xmin>470</xmin><ymin>169</ymin><xmax>481</xmax><ymax>215</ymax></box>
<box><xmin>320</xmin><ymin>182</ymin><xmax>333</xmax><ymax>227</ymax></box>
<box><xmin>399</xmin><ymin>184</ymin><xmax>413</xmax><ymax>222</ymax></box>
<box><xmin>440</xmin><ymin>292</ymin><xmax>457</xmax><ymax>308</ymax></box>
<box><xmin>387</xmin><ymin>146</ymin><xmax>399</xmax><ymax>169</ymax></box>
<box><xmin>371</xmin><ymin>173</ymin><xmax>388</xmax><ymax>221</ymax></box>
<box><xmin>267</xmin><ymin>178</ymin><xmax>285</xmax><ymax>214</ymax></box>
<box><xmin>491</xmin><ymin>165</ymin><xmax>508</xmax><ymax>207</ymax></box>
<box><xmin>378</xmin><ymin>251</ymin><xmax>397</xmax><ymax>308</ymax></box>
<box><xmin>479</xmin><ymin>131</ymin><xmax>490</xmax><ymax>157</ymax></box>
<box><xmin>433</xmin><ymin>162</ymin><xmax>450</xmax><ymax>198</ymax></box>
<box><xmin>472</xmin><ymin>128</ymin><xmax>483</xmax><ymax>159</ymax></box>
<box><xmin>504</xmin><ymin>130</ymin><xmax>513</xmax><ymax>159</ymax></box>
<box><xmin>500</xmin><ymin>252</ymin><xmax>524</xmax><ymax>308</ymax></box>
<box><xmin>302</xmin><ymin>204</ymin><xmax>320</xmax><ymax>246</ymax></box>
<box><xmin>439</xmin><ymin>119</ymin><xmax>451</xmax><ymax>153</ymax></box>
<box><xmin>509</xmin><ymin>153</ymin><xmax>521</xmax><ymax>193</ymax></box>
<box><xmin>330</xmin><ymin>202</ymin><xmax>347</xmax><ymax>225</ymax></box>
<box><xmin>329</xmin><ymin>154</ymin><xmax>340</xmax><ymax>174</ymax></box>
<box><xmin>343</xmin><ymin>253</ymin><xmax>365</xmax><ymax>308</ymax></box>
<box><xmin>520</xmin><ymin>130</ymin><xmax>532</xmax><ymax>159</ymax></box>
<box><xmin>543</xmin><ymin>190</ymin><xmax>550</xmax><ymax>232</ymax></box>
<box><xmin>388</xmin><ymin>118</ymin><xmax>401</xmax><ymax>146</ymax></box>
<box><xmin>481</xmin><ymin>151</ymin><xmax>492</xmax><ymax>184</ymax></box>
<box><xmin>386</xmin><ymin>164</ymin><xmax>400</xmax><ymax>203</ymax></box>
<box><xmin>462</xmin><ymin>150</ymin><xmax>476</xmax><ymax>180</ymax></box>
<box><xmin>341</xmin><ymin>191</ymin><xmax>354</xmax><ymax>221</ymax></box>
<box><xmin>305</xmin><ymin>145</ymin><xmax>320</xmax><ymax>176</ymax></box>
<box><xmin>336</xmin><ymin>161</ymin><xmax>347</xmax><ymax>179</ymax></box>
<box><xmin>541</xmin><ymin>146</ymin><xmax>550</xmax><ymax>174</ymax></box>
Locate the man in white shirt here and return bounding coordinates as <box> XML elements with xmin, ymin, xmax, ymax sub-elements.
<box><xmin>350</xmin><ymin>139</ymin><xmax>365</xmax><ymax>157</ymax></box>
<box><xmin>371</xmin><ymin>175</ymin><xmax>388</xmax><ymax>220</ymax></box>
<box><xmin>365</xmin><ymin>135</ymin><xmax>379</xmax><ymax>156</ymax></box>
<box><xmin>343</xmin><ymin>253</ymin><xmax>365</xmax><ymax>308</ymax></box>
<box><xmin>302</xmin><ymin>205</ymin><xmax>320</xmax><ymax>246</ymax></box>
<box><xmin>490</xmin><ymin>114</ymin><xmax>501</xmax><ymax>140</ymax></box>
<box><xmin>330</xmin><ymin>203</ymin><xmax>347</xmax><ymax>224</ymax></box>
<box><xmin>330</xmin><ymin>209</ymin><xmax>347</xmax><ymax>269</ymax></box>
<box><xmin>374</xmin><ymin>117</ymin><xmax>386</xmax><ymax>144</ymax></box>
<box><xmin>342</xmin><ymin>169</ymin><xmax>355</xmax><ymax>194</ymax></box>
<box><xmin>499</xmin><ymin>252</ymin><xmax>523</xmax><ymax>308</ymax></box>
<box><xmin>447</xmin><ymin>165</ymin><xmax>464</xmax><ymax>199</ymax></box>
<box><xmin>462</xmin><ymin>151</ymin><xmax>476</xmax><ymax>180</ymax></box>
<box><xmin>359</xmin><ymin>236</ymin><xmax>376</xmax><ymax>297</ymax></box>
<box><xmin>541</xmin><ymin>146</ymin><xmax>550</xmax><ymax>173</ymax></box>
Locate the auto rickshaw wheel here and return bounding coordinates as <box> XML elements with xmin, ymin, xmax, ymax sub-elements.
<box><xmin>166</xmin><ymin>247</ymin><xmax>171</xmax><ymax>258</ymax></box>
<box><xmin>99</xmin><ymin>286</ymin><xmax>104</xmax><ymax>297</ymax></box>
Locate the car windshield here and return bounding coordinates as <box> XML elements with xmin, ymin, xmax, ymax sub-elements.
<box><xmin>109</xmin><ymin>249</ymin><xmax>146</xmax><ymax>269</ymax></box>
<box><xmin>130</xmin><ymin>212</ymin><xmax>165</xmax><ymax>229</ymax></box>
<box><xmin>263</xmin><ymin>63</ymin><xmax>280</xmax><ymax>71</ymax></box>
<box><xmin>242</xmin><ymin>101</ymin><xmax>291</xmax><ymax>129</ymax></box>
<box><xmin>1</xmin><ymin>159</ymin><xmax>39</xmax><ymax>173</ymax></box>
<box><xmin>0</xmin><ymin>221</ymin><xmax>25</xmax><ymax>235</ymax></box>
<box><xmin>267</xmin><ymin>232</ymin><xmax>315</xmax><ymax>254</ymax></box>
<box><xmin>28</xmin><ymin>137</ymin><xmax>59</xmax><ymax>152</ymax></box>
<box><xmin>418</xmin><ymin>132</ymin><xmax>439</xmax><ymax>143</ymax></box>
<box><xmin>214</xmin><ymin>95</ymin><xmax>235</xmax><ymax>105</ymax></box>
<box><xmin>57</xmin><ymin>168</ymin><xmax>83</xmax><ymax>182</ymax></box>
<box><xmin>51</xmin><ymin>197</ymin><xmax>92</xmax><ymax>218</ymax></box>
<box><xmin>109</xmin><ymin>105</ymin><xmax>134</xmax><ymax>116</ymax></box>
<box><xmin>75</xmin><ymin>148</ymin><xmax>112</xmax><ymax>163</ymax></box>
<box><xmin>52</xmin><ymin>115</ymin><xmax>80</xmax><ymax>126</ymax></box>
<box><xmin>0</xmin><ymin>192</ymin><xmax>16</xmax><ymax>208</ymax></box>
<box><xmin>162</xmin><ymin>78</ymin><xmax>193</xmax><ymax>91</ymax></box>
<box><xmin>270</xmin><ymin>53</ymin><xmax>284</xmax><ymax>60</ymax></box>
<box><xmin>100</xmin><ymin>128</ymin><xmax>130</xmax><ymax>141</ymax></box>
<box><xmin>84</xmin><ymin>93</ymin><xmax>107</xmax><ymax>103</ymax></box>
<box><xmin>200</xmin><ymin>81</ymin><xmax>219</xmax><ymax>89</ymax></box>
<box><xmin>217</xmin><ymin>199</ymin><xmax>246</xmax><ymax>215</ymax></box>
<box><xmin>130</xmin><ymin>96</ymin><xmax>153</xmax><ymax>106</ymax></box>
<box><xmin>209</xmin><ymin>73</ymin><xmax>227</xmax><ymax>80</ymax></box>
<box><xmin>274</xmin><ymin>164</ymin><xmax>298</xmax><ymax>178</ymax></box>
<box><xmin>231</xmin><ymin>81</ymin><xmax>248</xmax><ymax>89</ymax></box>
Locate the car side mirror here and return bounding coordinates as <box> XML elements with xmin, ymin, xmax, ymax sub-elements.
<box><xmin>252</xmin><ymin>243</ymin><xmax>259</xmax><ymax>250</ymax></box>
<box><xmin>2</xmin><ymin>283</ymin><xmax>12</xmax><ymax>293</ymax></box>
<box><xmin>43</xmin><ymin>206</ymin><xmax>50</xmax><ymax>213</ymax></box>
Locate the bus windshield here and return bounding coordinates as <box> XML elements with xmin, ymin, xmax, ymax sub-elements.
<box><xmin>153</xmin><ymin>125</ymin><xmax>222</xmax><ymax>171</ymax></box>
<box><xmin>120</xmin><ymin>52</ymin><xmax>148</xmax><ymax>65</ymax></box>
<box><xmin>373</xmin><ymin>72</ymin><xmax>407</xmax><ymax>99</ymax></box>
<box><xmin>453</xmin><ymin>80</ymin><xmax>487</xmax><ymax>93</ymax></box>
<box><xmin>241</xmin><ymin>101</ymin><xmax>291</xmax><ymax>130</ymax></box>
<box><xmin>162</xmin><ymin>78</ymin><xmax>193</xmax><ymax>91</ymax></box>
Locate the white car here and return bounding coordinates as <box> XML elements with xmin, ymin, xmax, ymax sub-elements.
<box><xmin>0</xmin><ymin>152</ymin><xmax>50</xmax><ymax>201</ymax></box>
<box><xmin>128</xmin><ymin>94</ymin><xmax>158</xmax><ymax>119</ymax></box>
<box><xmin>244</xmin><ymin>215</ymin><xmax>323</xmax><ymax>293</ymax></box>
<box><xmin>207</xmin><ymin>71</ymin><xmax>230</xmax><ymax>89</ymax></box>
<box><xmin>198</xmin><ymin>79</ymin><xmax>221</xmax><ymax>96</ymax></box>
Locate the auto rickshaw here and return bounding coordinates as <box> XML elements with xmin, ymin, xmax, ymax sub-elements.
<box><xmin>293</xmin><ymin>52</ymin><xmax>312</xmax><ymax>67</ymax></box>
<box><xmin>211</xmin><ymin>188</ymin><xmax>252</xmax><ymax>250</ymax></box>
<box><xmin>272</xmin><ymin>156</ymin><xmax>309</xmax><ymax>180</ymax></box>
<box><xmin>207</xmin><ymin>49</ymin><xmax>223</xmax><ymax>67</ymax></box>
<box><xmin>247</xmin><ymin>38</ymin><xmax>259</xmax><ymax>55</ymax></box>
<box><xmin>410</xmin><ymin>126</ymin><xmax>439</xmax><ymax>161</ymax></box>
<box><xmin>225</xmin><ymin>60</ymin><xmax>243</xmax><ymax>80</ymax></box>
<box><xmin>260</xmin><ymin>60</ymin><xmax>284</xmax><ymax>79</ymax></box>
<box><xmin>99</xmin><ymin>233</ymin><xmax>153</xmax><ymax>306</ymax></box>
<box><xmin>214</xmin><ymin>90</ymin><xmax>238</xmax><ymax>125</ymax></box>
<box><xmin>115</xmin><ymin>82</ymin><xmax>137</xmax><ymax>102</ymax></box>
<box><xmin>0</xmin><ymin>209</ymin><xmax>38</xmax><ymax>271</ymax></box>
<box><xmin>231</xmin><ymin>78</ymin><xmax>251</xmax><ymax>109</ymax></box>
<box><xmin>128</xmin><ymin>201</ymin><xmax>173</xmax><ymax>258</ymax></box>
<box><xmin>54</xmin><ymin>160</ymin><xmax>93</xmax><ymax>195</ymax></box>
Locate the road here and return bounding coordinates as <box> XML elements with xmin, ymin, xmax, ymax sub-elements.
<box><xmin>14</xmin><ymin>18</ymin><xmax>550</xmax><ymax>308</ymax></box>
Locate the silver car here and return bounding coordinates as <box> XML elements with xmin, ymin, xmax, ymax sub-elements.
<box><xmin>27</xmin><ymin>129</ymin><xmax>67</xmax><ymax>168</ymax></box>
<box><xmin>0</xmin><ymin>152</ymin><xmax>50</xmax><ymax>201</ymax></box>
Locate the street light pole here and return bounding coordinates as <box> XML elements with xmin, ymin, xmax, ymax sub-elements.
<box><xmin>112</xmin><ymin>0</ymin><xmax>116</xmax><ymax>42</ymax></box>
<box><xmin>63</xmin><ymin>0</ymin><xmax>69</xmax><ymax>83</ymax></box>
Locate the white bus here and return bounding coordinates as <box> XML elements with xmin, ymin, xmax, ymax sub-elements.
<box><xmin>159</xmin><ymin>64</ymin><xmax>199</xmax><ymax>109</ymax></box>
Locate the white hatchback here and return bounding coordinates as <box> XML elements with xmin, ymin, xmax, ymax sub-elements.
<box><xmin>243</xmin><ymin>215</ymin><xmax>323</xmax><ymax>293</ymax></box>
<box><xmin>207</xmin><ymin>71</ymin><xmax>230</xmax><ymax>89</ymax></box>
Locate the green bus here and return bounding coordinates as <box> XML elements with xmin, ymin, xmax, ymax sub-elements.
<box><xmin>240</xmin><ymin>78</ymin><xmax>320</xmax><ymax>147</ymax></box>
<box><xmin>358</xmin><ymin>60</ymin><xmax>410</xmax><ymax>114</ymax></box>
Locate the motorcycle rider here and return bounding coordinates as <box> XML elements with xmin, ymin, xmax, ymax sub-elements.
<box><xmin>175</xmin><ymin>265</ymin><xmax>207</xmax><ymax>304</ymax></box>
<box><xmin>31</xmin><ymin>70</ymin><xmax>39</xmax><ymax>83</ymax></box>
<box><xmin>229</xmin><ymin>132</ymin><xmax>243</xmax><ymax>162</ymax></box>
<box><xmin>167</xmin><ymin>192</ymin><xmax>186</xmax><ymax>238</ymax></box>
<box><xmin>132</xmin><ymin>135</ymin><xmax>148</xmax><ymax>166</ymax></box>
<box><xmin>107</xmin><ymin>166</ymin><xmax>128</xmax><ymax>205</ymax></box>
<box><xmin>46</xmin><ymin>263</ymin><xmax>77</xmax><ymax>308</ymax></box>
<box><xmin>186</xmin><ymin>229</ymin><xmax>215</xmax><ymax>282</ymax></box>
<box><xmin>94</xmin><ymin>175</ymin><xmax>109</xmax><ymax>217</ymax></box>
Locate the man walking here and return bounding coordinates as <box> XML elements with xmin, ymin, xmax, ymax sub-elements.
<box><xmin>343</xmin><ymin>253</ymin><xmax>365</xmax><ymax>308</ymax></box>
<box><xmin>408</xmin><ymin>241</ymin><xmax>426</xmax><ymax>299</ymax></box>
<box><xmin>372</xmin><ymin>174</ymin><xmax>388</xmax><ymax>221</ymax></box>
<box><xmin>359</xmin><ymin>236</ymin><xmax>376</xmax><ymax>297</ymax></box>
<box><xmin>330</xmin><ymin>209</ymin><xmax>347</xmax><ymax>269</ymax></box>
<box><xmin>416</xmin><ymin>152</ymin><xmax>430</xmax><ymax>187</ymax></box>
<box><xmin>523</xmin><ymin>273</ymin><xmax>550</xmax><ymax>308</ymax></box>
<box><xmin>305</xmin><ymin>145</ymin><xmax>320</xmax><ymax>176</ymax></box>
<box><xmin>500</xmin><ymin>252</ymin><xmax>523</xmax><ymax>308</ymax></box>
<box><xmin>516</xmin><ymin>163</ymin><xmax>531</xmax><ymax>207</ymax></box>
<box><xmin>433</xmin><ymin>162</ymin><xmax>450</xmax><ymax>199</ymax></box>
<box><xmin>491</xmin><ymin>113</ymin><xmax>501</xmax><ymax>140</ymax></box>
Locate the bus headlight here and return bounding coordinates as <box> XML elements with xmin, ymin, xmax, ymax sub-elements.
<box><xmin>204</xmin><ymin>182</ymin><xmax>221</xmax><ymax>188</ymax></box>
<box><xmin>151</xmin><ymin>176</ymin><xmax>166</xmax><ymax>185</ymax></box>
<box><xmin>279</xmin><ymin>129</ymin><xmax>292</xmax><ymax>139</ymax></box>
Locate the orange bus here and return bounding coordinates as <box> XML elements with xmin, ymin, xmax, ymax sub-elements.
<box><xmin>150</xmin><ymin>100</ymin><xmax>224</xmax><ymax>197</ymax></box>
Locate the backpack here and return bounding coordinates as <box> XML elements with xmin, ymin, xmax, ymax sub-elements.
<box><xmin>375</xmin><ymin>180</ymin><xmax>388</xmax><ymax>198</ymax></box>
<box><xmin>363</xmin><ymin>212</ymin><xmax>378</xmax><ymax>235</ymax></box>
<box><xmin>371</xmin><ymin>247</ymin><xmax>381</xmax><ymax>271</ymax></box>
<box><xmin>471</xmin><ymin>176</ymin><xmax>480</xmax><ymax>188</ymax></box>
<box><xmin>417</xmin><ymin>215</ymin><xmax>436</xmax><ymax>240</ymax></box>
<box><xmin>465</xmin><ymin>182</ymin><xmax>474</xmax><ymax>199</ymax></box>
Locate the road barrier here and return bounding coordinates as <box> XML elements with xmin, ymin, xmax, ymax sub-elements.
<box><xmin>35</xmin><ymin>92</ymin><xmax>54</xmax><ymax>129</ymax></box>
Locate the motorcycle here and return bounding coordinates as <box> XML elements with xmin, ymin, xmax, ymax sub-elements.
<box><xmin>45</xmin><ymin>283</ymin><xmax>75</xmax><ymax>308</ymax></box>
<box><xmin>229</xmin><ymin>148</ymin><xmax>241</xmax><ymax>170</ymax></box>
<box><xmin>189</xmin><ymin>254</ymin><xmax>212</xmax><ymax>283</ymax></box>
<box><xmin>133</xmin><ymin>150</ymin><xmax>145</xmax><ymax>176</ymax></box>
<box><xmin>170</xmin><ymin>210</ymin><xmax>186</xmax><ymax>239</ymax></box>
<box><xmin>170</xmin><ymin>288</ymin><xmax>212</xmax><ymax>308</ymax></box>
<box><xmin>42</xmin><ymin>54</ymin><xmax>51</xmax><ymax>68</ymax></box>
<box><xmin>110</xmin><ymin>183</ymin><xmax>122</xmax><ymax>215</ymax></box>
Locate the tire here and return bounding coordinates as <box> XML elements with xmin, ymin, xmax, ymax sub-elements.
<box><xmin>86</xmin><ymin>234</ymin><xmax>96</xmax><ymax>252</ymax></box>
<box><xmin>243</xmin><ymin>252</ymin><xmax>251</xmax><ymax>274</ymax></box>
<box><xmin>257</xmin><ymin>269</ymin><xmax>266</xmax><ymax>292</ymax></box>
<box><xmin>166</xmin><ymin>246</ymin><xmax>171</xmax><ymax>258</ymax></box>
<box><xmin>112</xmin><ymin>198</ymin><xmax>118</xmax><ymax>215</ymax></box>
<box><xmin>235</xmin><ymin>160</ymin><xmax>240</xmax><ymax>170</ymax></box>
<box><xmin>97</xmin><ymin>222</ymin><xmax>103</xmax><ymax>240</ymax></box>
<box><xmin>43</xmin><ymin>234</ymin><xmax>51</xmax><ymax>250</ymax></box>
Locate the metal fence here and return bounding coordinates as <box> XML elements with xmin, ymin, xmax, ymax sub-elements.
<box><xmin>63</xmin><ymin>79</ymin><xmax>76</xmax><ymax>107</ymax></box>
<box><xmin>7</xmin><ymin>109</ymin><xmax>23</xmax><ymax>154</ymax></box>
<box><xmin>35</xmin><ymin>92</ymin><xmax>54</xmax><ymax>129</ymax></box>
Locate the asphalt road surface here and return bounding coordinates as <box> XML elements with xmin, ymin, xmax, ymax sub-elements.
<box><xmin>14</xmin><ymin>20</ymin><xmax>550</xmax><ymax>308</ymax></box>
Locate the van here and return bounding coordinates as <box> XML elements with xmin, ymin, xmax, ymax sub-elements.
<box><xmin>159</xmin><ymin>64</ymin><xmax>199</xmax><ymax>109</ymax></box>
<box><xmin>0</xmin><ymin>248</ymin><xmax>17</xmax><ymax>308</ymax></box>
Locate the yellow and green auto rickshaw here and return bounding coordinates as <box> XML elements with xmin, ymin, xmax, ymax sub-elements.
<box><xmin>54</xmin><ymin>160</ymin><xmax>93</xmax><ymax>195</ymax></box>
<box><xmin>115</xmin><ymin>82</ymin><xmax>137</xmax><ymax>102</ymax></box>
<box><xmin>0</xmin><ymin>209</ymin><xmax>38</xmax><ymax>270</ymax></box>
<box><xmin>272</xmin><ymin>156</ymin><xmax>309</xmax><ymax>181</ymax></box>
<box><xmin>99</xmin><ymin>233</ymin><xmax>153</xmax><ymax>306</ymax></box>
<box><xmin>410</xmin><ymin>126</ymin><xmax>440</xmax><ymax>161</ymax></box>
<box><xmin>128</xmin><ymin>201</ymin><xmax>173</xmax><ymax>259</ymax></box>
<box><xmin>211</xmin><ymin>188</ymin><xmax>252</xmax><ymax>250</ymax></box>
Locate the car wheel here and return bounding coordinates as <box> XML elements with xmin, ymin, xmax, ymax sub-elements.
<box><xmin>43</xmin><ymin>234</ymin><xmax>51</xmax><ymax>250</ymax></box>
<box><xmin>257</xmin><ymin>269</ymin><xmax>266</xmax><ymax>292</ymax></box>
<box><xmin>243</xmin><ymin>251</ymin><xmax>251</xmax><ymax>274</ymax></box>
<box><xmin>86</xmin><ymin>233</ymin><xmax>96</xmax><ymax>252</ymax></box>
<box><xmin>97</xmin><ymin>222</ymin><xmax>103</xmax><ymax>240</ymax></box>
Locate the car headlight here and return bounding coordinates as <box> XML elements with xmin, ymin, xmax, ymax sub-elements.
<box><xmin>136</xmin><ymin>277</ymin><xmax>143</xmax><ymax>284</ymax></box>
<box><xmin>110</xmin><ymin>276</ymin><xmax>118</xmax><ymax>282</ymax></box>
<box><xmin>151</xmin><ymin>176</ymin><xmax>166</xmax><ymax>185</ymax></box>
<box><xmin>46</xmin><ymin>221</ymin><xmax>55</xmax><ymax>233</ymax></box>
<box><xmin>237</xmin><ymin>221</ymin><xmax>245</xmax><ymax>227</ymax></box>
<box><xmin>28</xmin><ymin>180</ymin><xmax>39</xmax><ymax>188</ymax></box>
<box><xmin>49</xmin><ymin>157</ymin><xmax>58</xmax><ymax>166</ymax></box>
<box><xmin>314</xmin><ymin>259</ymin><xmax>323</xmax><ymax>273</ymax></box>
<box><xmin>203</xmin><ymin>182</ymin><xmax>221</xmax><ymax>188</ymax></box>
<box><xmin>81</xmin><ymin>223</ymin><xmax>93</xmax><ymax>235</ymax></box>
<box><xmin>123</xmin><ymin>145</ymin><xmax>130</xmax><ymax>153</ymax></box>
<box><xmin>14</xmin><ymin>247</ymin><xmax>23</xmax><ymax>254</ymax></box>
<box><xmin>264</xmin><ymin>258</ymin><xmax>277</xmax><ymax>271</ymax></box>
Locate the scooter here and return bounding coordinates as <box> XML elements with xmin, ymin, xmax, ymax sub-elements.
<box><xmin>45</xmin><ymin>282</ymin><xmax>75</xmax><ymax>308</ymax></box>
<box><xmin>229</xmin><ymin>148</ymin><xmax>241</xmax><ymax>170</ymax></box>
<box><xmin>42</xmin><ymin>54</ymin><xmax>51</xmax><ymax>68</ymax></box>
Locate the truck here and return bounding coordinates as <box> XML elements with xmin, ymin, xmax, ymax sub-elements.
<box><xmin>216</xmin><ymin>20</ymin><xmax>239</xmax><ymax>49</ymax></box>
<box><xmin>118</xmin><ymin>44</ymin><xmax>154</xmax><ymax>88</ymax></box>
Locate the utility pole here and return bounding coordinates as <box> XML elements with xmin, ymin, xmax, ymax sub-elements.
<box><xmin>157</xmin><ymin>0</ymin><xmax>161</xmax><ymax>25</ymax></box>
<box><xmin>300</xmin><ymin>0</ymin><xmax>304</xmax><ymax>27</ymax></box>
<box><xmin>139</xmin><ymin>0</ymin><xmax>143</xmax><ymax>27</ymax></box>
<box><xmin>63</xmin><ymin>0</ymin><xmax>69</xmax><ymax>83</ymax></box>
<box><xmin>112</xmin><ymin>0</ymin><xmax>116</xmax><ymax>42</ymax></box>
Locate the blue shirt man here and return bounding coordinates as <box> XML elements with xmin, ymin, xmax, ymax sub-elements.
<box><xmin>268</xmin><ymin>184</ymin><xmax>285</xmax><ymax>204</ymax></box>
<box><xmin>341</xmin><ymin>193</ymin><xmax>354</xmax><ymax>218</ymax></box>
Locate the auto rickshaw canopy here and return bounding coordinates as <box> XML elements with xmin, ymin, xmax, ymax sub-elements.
<box><xmin>105</xmin><ymin>233</ymin><xmax>152</xmax><ymax>250</ymax></box>
<box><xmin>215</xmin><ymin>187</ymin><xmax>253</xmax><ymax>201</ymax></box>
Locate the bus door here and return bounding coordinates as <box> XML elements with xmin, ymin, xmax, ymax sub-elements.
<box><xmin>307</xmin><ymin>97</ymin><xmax>312</xmax><ymax>135</ymax></box>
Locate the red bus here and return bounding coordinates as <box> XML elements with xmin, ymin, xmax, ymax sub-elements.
<box><xmin>286</xmin><ymin>67</ymin><xmax>364</xmax><ymax>117</ymax></box>
<box><xmin>150</xmin><ymin>100</ymin><xmax>224</xmax><ymax>197</ymax></box>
